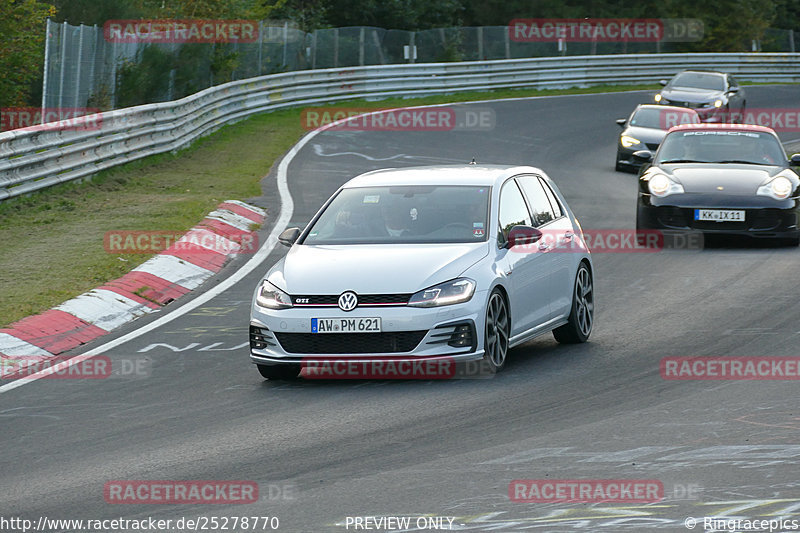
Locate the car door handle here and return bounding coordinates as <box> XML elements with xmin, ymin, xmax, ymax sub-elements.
<box><xmin>538</xmin><ymin>242</ymin><xmax>550</xmax><ymax>251</ymax></box>
<box><xmin>564</xmin><ymin>231</ymin><xmax>574</xmax><ymax>240</ymax></box>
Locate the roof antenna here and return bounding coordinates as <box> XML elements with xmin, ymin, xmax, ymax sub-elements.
<box><xmin>469</xmin><ymin>157</ymin><xmax>477</xmax><ymax>165</ymax></box>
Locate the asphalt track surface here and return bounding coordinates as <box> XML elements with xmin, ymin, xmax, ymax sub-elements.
<box><xmin>2</xmin><ymin>86</ymin><xmax>800</xmax><ymax>533</ymax></box>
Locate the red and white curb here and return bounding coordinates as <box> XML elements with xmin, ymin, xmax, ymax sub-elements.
<box><xmin>0</xmin><ymin>200</ymin><xmax>265</xmax><ymax>362</ymax></box>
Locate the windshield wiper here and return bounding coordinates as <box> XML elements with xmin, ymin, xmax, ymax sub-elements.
<box><xmin>659</xmin><ymin>159</ymin><xmax>704</xmax><ymax>164</ymax></box>
<box><xmin>712</xmin><ymin>160</ymin><xmax>769</xmax><ymax>165</ymax></box>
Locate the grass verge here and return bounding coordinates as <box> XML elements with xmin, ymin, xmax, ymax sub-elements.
<box><xmin>0</xmin><ymin>83</ymin><xmax>659</xmax><ymax>327</ymax></box>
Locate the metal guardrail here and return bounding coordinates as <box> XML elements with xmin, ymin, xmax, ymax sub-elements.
<box><xmin>3</xmin><ymin>52</ymin><xmax>800</xmax><ymax>201</ymax></box>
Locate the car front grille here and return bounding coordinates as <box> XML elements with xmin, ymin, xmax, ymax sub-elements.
<box><xmin>274</xmin><ymin>331</ymin><xmax>427</xmax><ymax>354</ymax></box>
<box><xmin>291</xmin><ymin>293</ymin><xmax>412</xmax><ymax>307</ymax></box>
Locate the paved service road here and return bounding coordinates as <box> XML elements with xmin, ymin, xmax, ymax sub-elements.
<box><xmin>2</xmin><ymin>87</ymin><xmax>800</xmax><ymax>532</ymax></box>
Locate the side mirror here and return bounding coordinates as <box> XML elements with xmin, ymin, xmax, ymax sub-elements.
<box><xmin>616</xmin><ymin>118</ymin><xmax>627</xmax><ymax>127</ymax></box>
<box><xmin>278</xmin><ymin>227</ymin><xmax>301</xmax><ymax>247</ymax></box>
<box><xmin>728</xmin><ymin>87</ymin><xmax>739</xmax><ymax>94</ymax></box>
<box><xmin>506</xmin><ymin>225</ymin><xmax>542</xmax><ymax>249</ymax></box>
<box><xmin>790</xmin><ymin>154</ymin><xmax>800</xmax><ymax>166</ymax></box>
<box><xmin>659</xmin><ymin>79</ymin><xmax>668</xmax><ymax>86</ymax></box>
<box><xmin>632</xmin><ymin>150</ymin><xmax>653</xmax><ymax>162</ymax></box>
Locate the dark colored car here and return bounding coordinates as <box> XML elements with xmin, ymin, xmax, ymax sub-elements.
<box><xmin>654</xmin><ymin>70</ymin><xmax>746</xmax><ymax>123</ymax></box>
<box><xmin>616</xmin><ymin>104</ymin><xmax>700</xmax><ymax>172</ymax></box>
<box><xmin>635</xmin><ymin>124</ymin><xmax>800</xmax><ymax>245</ymax></box>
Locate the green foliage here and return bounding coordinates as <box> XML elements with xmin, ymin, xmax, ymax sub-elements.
<box><xmin>0</xmin><ymin>0</ymin><xmax>55</xmax><ymax>107</ymax></box>
<box><xmin>116</xmin><ymin>45</ymin><xmax>174</xmax><ymax>107</ymax></box>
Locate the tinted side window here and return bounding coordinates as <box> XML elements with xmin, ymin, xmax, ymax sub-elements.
<box><xmin>517</xmin><ymin>176</ymin><xmax>556</xmax><ymax>227</ymax></box>
<box><xmin>498</xmin><ymin>180</ymin><xmax>531</xmax><ymax>240</ymax></box>
<box><xmin>539</xmin><ymin>177</ymin><xmax>564</xmax><ymax>219</ymax></box>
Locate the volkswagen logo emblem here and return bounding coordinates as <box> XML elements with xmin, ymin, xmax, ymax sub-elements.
<box><xmin>338</xmin><ymin>291</ymin><xmax>358</xmax><ymax>312</ymax></box>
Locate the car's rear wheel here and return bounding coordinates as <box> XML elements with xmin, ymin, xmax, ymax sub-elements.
<box><xmin>257</xmin><ymin>364</ymin><xmax>301</xmax><ymax>380</ymax></box>
<box><xmin>553</xmin><ymin>263</ymin><xmax>594</xmax><ymax>344</ymax></box>
<box><xmin>483</xmin><ymin>289</ymin><xmax>510</xmax><ymax>373</ymax></box>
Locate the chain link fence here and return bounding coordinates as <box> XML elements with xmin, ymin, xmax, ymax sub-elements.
<box><xmin>39</xmin><ymin>19</ymin><xmax>800</xmax><ymax>116</ymax></box>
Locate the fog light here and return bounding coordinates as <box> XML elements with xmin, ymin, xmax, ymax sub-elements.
<box><xmin>448</xmin><ymin>324</ymin><xmax>473</xmax><ymax>348</ymax></box>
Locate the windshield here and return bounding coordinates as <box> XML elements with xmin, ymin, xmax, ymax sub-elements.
<box><xmin>302</xmin><ymin>185</ymin><xmax>491</xmax><ymax>244</ymax></box>
<box><xmin>630</xmin><ymin>108</ymin><xmax>699</xmax><ymax>129</ymax></box>
<box><xmin>656</xmin><ymin>130</ymin><xmax>786</xmax><ymax>165</ymax></box>
<box><xmin>669</xmin><ymin>72</ymin><xmax>725</xmax><ymax>91</ymax></box>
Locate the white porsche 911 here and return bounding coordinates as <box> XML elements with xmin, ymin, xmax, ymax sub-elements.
<box><xmin>250</xmin><ymin>164</ymin><xmax>593</xmax><ymax>379</ymax></box>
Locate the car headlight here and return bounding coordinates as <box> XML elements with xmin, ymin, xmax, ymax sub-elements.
<box><xmin>713</xmin><ymin>99</ymin><xmax>723</xmax><ymax>108</ymax></box>
<box><xmin>654</xmin><ymin>94</ymin><xmax>662</xmax><ymax>103</ymax></box>
<box><xmin>757</xmin><ymin>176</ymin><xmax>794</xmax><ymax>200</ymax></box>
<box><xmin>620</xmin><ymin>135</ymin><xmax>642</xmax><ymax>148</ymax></box>
<box><xmin>256</xmin><ymin>280</ymin><xmax>293</xmax><ymax>309</ymax></box>
<box><xmin>648</xmin><ymin>173</ymin><xmax>685</xmax><ymax>197</ymax></box>
<box><xmin>408</xmin><ymin>278</ymin><xmax>476</xmax><ymax>308</ymax></box>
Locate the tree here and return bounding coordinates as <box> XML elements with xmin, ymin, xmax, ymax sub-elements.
<box><xmin>0</xmin><ymin>0</ymin><xmax>55</xmax><ymax>107</ymax></box>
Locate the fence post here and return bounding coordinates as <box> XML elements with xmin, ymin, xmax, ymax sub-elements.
<box><xmin>110</xmin><ymin>38</ymin><xmax>117</xmax><ymax>109</ymax></box>
<box><xmin>283</xmin><ymin>21</ymin><xmax>288</xmax><ymax>66</ymax></box>
<box><xmin>504</xmin><ymin>25</ymin><xmax>510</xmax><ymax>59</ymax></box>
<box><xmin>409</xmin><ymin>32</ymin><xmax>415</xmax><ymax>63</ymax></box>
<box><xmin>258</xmin><ymin>20</ymin><xmax>263</xmax><ymax>75</ymax></box>
<box><xmin>311</xmin><ymin>31</ymin><xmax>317</xmax><ymax>69</ymax></box>
<box><xmin>790</xmin><ymin>30</ymin><xmax>795</xmax><ymax>53</ymax></box>
<box><xmin>334</xmin><ymin>28</ymin><xmax>339</xmax><ymax>67</ymax></box>
<box><xmin>41</xmin><ymin>18</ymin><xmax>52</xmax><ymax>123</ymax></box>
<box><xmin>359</xmin><ymin>27</ymin><xmax>365</xmax><ymax>66</ymax></box>
<box><xmin>477</xmin><ymin>26</ymin><xmax>483</xmax><ymax>60</ymax></box>
<box><xmin>75</xmin><ymin>24</ymin><xmax>85</xmax><ymax>109</ymax></box>
<box><xmin>86</xmin><ymin>25</ymin><xmax>98</xmax><ymax>108</ymax></box>
<box><xmin>58</xmin><ymin>20</ymin><xmax>68</xmax><ymax>112</ymax></box>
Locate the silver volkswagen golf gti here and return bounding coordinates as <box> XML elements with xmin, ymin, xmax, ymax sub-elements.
<box><xmin>249</xmin><ymin>165</ymin><xmax>594</xmax><ymax>379</ymax></box>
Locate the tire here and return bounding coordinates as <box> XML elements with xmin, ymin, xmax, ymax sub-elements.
<box><xmin>483</xmin><ymin>289</ymin><xmax>510</xmax><ymax>373</ymax></box>
<box><xmin>257</xmin><ymin>364</ymin><xmax>300</xmax><ymax>380</ymax></box>
<box><xmin>553</xmin><ymin>263</ymin><xmax>594</xmax><ymax>344</ymax></box>
<box><xmin>615</xmin><ymin>160</ymin><xmax>624</xmax><ymax>172</ymax></box>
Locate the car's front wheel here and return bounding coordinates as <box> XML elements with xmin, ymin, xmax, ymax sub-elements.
<box><xmin>257</xmin><ymin>364</ymin><xmax>301</xmax><ymax>380</ymax></box>
<box><xmin>553</xmin><ymin>263</ymin><xmax>594</xmax><ymax>344</ymax></box>
<box><xmin>483</xmin><ymin>289</ymin><xmax>510</xmax><ymax>373</ymax></box>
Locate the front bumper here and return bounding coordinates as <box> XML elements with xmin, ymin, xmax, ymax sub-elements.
<box><xmin>249</xmin><ymin>298</ymin><xmax>485</xmax><ymax>366</ymax></box>
<box><xmin>637</xmin><ymin>195</ymin><xmax>800</xmax><ymax>239</ymax></box>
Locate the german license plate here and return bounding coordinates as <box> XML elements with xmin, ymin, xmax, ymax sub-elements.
<box><xmin>694</xmin><ymin>209</ymin><xmax>745</xmax><ymax>222</ymax></box>
<box><xmin>311</xmin><ymin>317</ymin><xmax>381</xmax><ymax>333</ymax></box>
